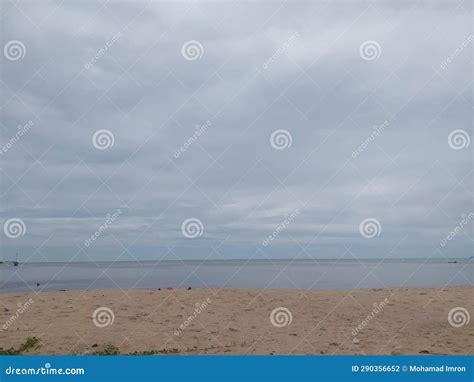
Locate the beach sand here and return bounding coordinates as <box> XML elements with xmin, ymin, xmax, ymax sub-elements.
<box><xmin>0</xmin><ymin>287</ymin><xmax>472</xmax><ymax>355</ymax></box>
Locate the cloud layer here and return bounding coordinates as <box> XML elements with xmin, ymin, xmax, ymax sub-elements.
<box><xmin>1</xmin><ymin>1</ymin><xmax>472</xmax><ymax>262</ymax></box>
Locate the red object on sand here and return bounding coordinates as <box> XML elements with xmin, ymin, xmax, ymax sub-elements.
<box><xmin>166</xmin><ymin>287</ymin><xmax>173</xmax><ymax>290</ymax></box>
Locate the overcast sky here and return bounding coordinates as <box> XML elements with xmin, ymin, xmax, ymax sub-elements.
<box><xmin>0</xmin><ymin>1</ymin><xmax>472</xmax><ymax>262</ymax></box>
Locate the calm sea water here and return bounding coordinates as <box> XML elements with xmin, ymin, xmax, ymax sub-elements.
<box><xmin>0</xmin><ymin>259</ymin><xmax>472</xmax><ymax>293</ymax></box>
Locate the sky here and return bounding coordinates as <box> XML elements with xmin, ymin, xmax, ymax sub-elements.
<box><xmin>0</xmin><ymin>0</ymin><xmax>472</xmax><ymax>262</ymax></box>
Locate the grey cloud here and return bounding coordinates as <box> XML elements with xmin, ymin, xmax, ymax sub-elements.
<box><xmin>0</xmin><ymin>1</ymin><xmax>472</xmax><ymax>262</ymax></box>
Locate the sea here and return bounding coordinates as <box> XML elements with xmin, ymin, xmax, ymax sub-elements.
<box><xmin>0</xmin><ymin>258</ymin><xmax>472</xmax><ymax>293</ymax></box>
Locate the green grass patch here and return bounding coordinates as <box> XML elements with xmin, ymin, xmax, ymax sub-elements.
<box><xmin>91</xmin><ymin>344</ymin><xmax>120</xmax><ymax>355</ymax></box>
<box><xmin>128</xmin><ymin>348</ymin><xmax>180</xmax><ymax>355</ymax></box>
<box><xmin>91</xmin><ymin>344</ymin><xmax>182</xmax><ymax>355</ymax></box>
<box><xmin>0</xmin><ymin>336</ymin><xmax>41</xmax><ymax>355</ymax></box>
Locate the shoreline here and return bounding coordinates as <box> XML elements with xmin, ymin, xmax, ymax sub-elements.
<box><xmin>1</xmin><ymin>286</ymin><xmax>472</xmax><ymax>355</ymax></box>
<box><xmin>1</xmin><ymin>284</ymin><xmax>473</xmax><ymax>295</ymax></box>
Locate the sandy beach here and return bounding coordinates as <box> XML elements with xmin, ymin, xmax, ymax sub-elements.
<box><xmin>0</xmin><ymin>287</ymin><xmax>472</xmax><ymax>355</ymax></box>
